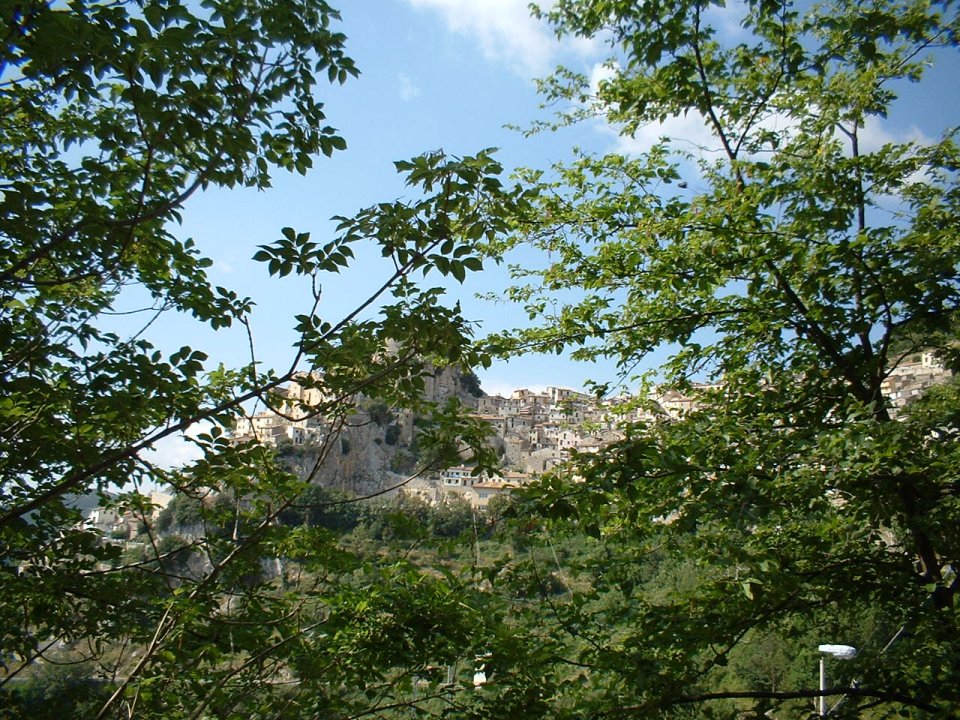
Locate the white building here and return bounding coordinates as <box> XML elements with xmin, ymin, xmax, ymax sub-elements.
<box><xmin>440</xmin><ymin>466</ymin><xmax>477</xmax><ymax>487</ymax></box>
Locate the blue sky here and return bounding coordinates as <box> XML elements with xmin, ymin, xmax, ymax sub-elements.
<box><xmin>132</xmin><ymin>0</ymin><xmax>621</xmax><ymax>404</ymax></box>
<box><xmin>135</xmin><ymin>0</ymin><xmax>959</xmax><ymax>464</ymax></box>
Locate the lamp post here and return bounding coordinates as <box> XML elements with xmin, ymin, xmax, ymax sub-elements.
<box><xmin>817</xmin><ymin>644</ymin><xmax>857</xmax><ymax>717</ymax></box>
<box><xmin>473</xmin><ymin>653</ymin><xmax>490</xmax><ymax>688</ymax></box>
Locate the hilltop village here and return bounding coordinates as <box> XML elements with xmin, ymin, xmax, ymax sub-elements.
<box><xmin>225</xmin><ymin>369</ymin><xmax>692</xmax><ymax>509</ymax></box>
<box><xmin>225</xmin><ymin>350</ymin><xmax>952</xmax><ymax>511</ymax></box>
<box><xmin>72</xmin><ymin>351</ymin><xmax>953</xmax><ymax>540</ymax></box>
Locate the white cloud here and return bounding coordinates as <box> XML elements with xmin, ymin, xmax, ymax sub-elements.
<box><xmin>588</xmin><ymin>68</ymin><xmax>806</xmax><ymax>161</ymax></box>
<box><xmin>478</xmin><ymin>377</ymin><xmax>549</xmax><ymax>398</ymax></box>
<box><xmin>702</xmin><ymin>0</ymin><xmax>749</xmax><ymax>41</ymax></box>
<box><xmin>592</xmin><ymin>109</ymin><xmax>720</xmax><ymax>158</ymax></box>
<box><xmin>856</xmin><ymin>116</ymin><xmax>931</xmax><ymax>154</ymax></box>
<box><xmin>589</xmin><ymin>61</ymin><xmax>617</xmax><ymax>95</ymax></box>
<box><xmin>855</xmin><ymin>118</ymin><xmax>937</xmax><ymax>193</ymax></box>
<box><xmin>586</xmin><ymin>61</ymin><xmax>727</xmax><ymax>157</ymax></box>
<box><xmin>140</xmin><ymin>421</ymin><xmax>212</xmax><ymax>469</ymax></box>
<box><xmin>398</xmin><ymin>72</ymin><xmax>422</xmax><ymax>101</ymax></box>
<box><xmin>405</xmin><ymin>0</ymin><xmax>566</xmax><ymax>77</ymax></box>
<box><xmin>607</xmin><ymin>109</ymin><xmax>930</xmax><ymax>162</ymax></box>
<box><xmin>616</xmin><ymin>113</ymin><xmax>719</xmax><ymax>156</ymax></box>
<box><xmin>405</xmin><ymin>0</ymin><xmax>753</xmax><ymax>80</ymax></box>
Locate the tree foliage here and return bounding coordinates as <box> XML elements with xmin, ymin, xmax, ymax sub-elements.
<box><xmin>487</xmin><ymin>0</ymin><xmax>960</xmax><ymax>716</ymax></box>
<box><xmin>5</xmin><ymin>0</ymin><xmax>960</xmax><ymax>717</ymax></box>
<box><xmin>0</xmin><ymin>1</ymin><xmax>527</xmax><ymax>717</ymax></box>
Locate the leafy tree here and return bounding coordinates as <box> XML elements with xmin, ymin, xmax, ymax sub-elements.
<box><xmin>278</xmin><ymin>484</ymin><xmax>361</xmax><ymax>531</ymax></box>
<box><xmin>430</xmin><ymin>495</ymin><xmax>476</xmax><ymax>539</ymax></box>
<box><xmin>0</xmin><ymin>2</ymin><xmax>525</xmax><ymax>717</ymax></box>
<box><xmin>154</xmin><ymin>492</ymin><xmax>204</xmax><ymax>534</ymax></box>
<box><xmin>459</xmin><ymin>369</ymin><xmax>485</xmax><ymax>397</ymax></box>
<box><xmin>3</xmin><ymin>662</ymin><xmax>112</xmax><ymax>720</ymax></box>
<box><xmin>488</xmin><ymin>0</ymin><xmax>960</xmax><ymax>716</ymax></box>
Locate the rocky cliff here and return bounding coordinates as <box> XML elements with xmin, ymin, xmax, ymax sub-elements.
<box><xmin>275</xmin><ymin>366</ymin><xmax>482</xmax><ymax>494</ymax></box>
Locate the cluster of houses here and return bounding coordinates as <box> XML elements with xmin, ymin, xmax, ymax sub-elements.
<box><xmin>407</xmin><ymin>384</ymin><xmax>713</xmax><ymax>508</ymax></box>
<box><xmin>880</xmin><ymin>351</ymin><xmax>952</xmax><ymax>416</ymax></box>
<box><xmin>69</xmin><ymin>488</ymin><xmax>173</xmax><ymax>539</ymax></box>
<box><xmin>404</xmin><ymin>353</ymin><xmax>955</xmax><ymax>509</ymax></box>
<box><xmin>474</xmin><ymin>385</ymin><xmax>684</xmax><ymax>472</ymax></box>
<box><xmin>400</xmin><ymin>465</ymin><xmax>535</xmax><ymax>510</ymax></box>
<box><xmin>73</xmin><ymin>353</ymin><xmax>954</xmax><ymax>534</ymax></box>
<box><xmin>232</xmin><ymin>377</ymin><xmax>328</xmax><ymax>446</ymax></box>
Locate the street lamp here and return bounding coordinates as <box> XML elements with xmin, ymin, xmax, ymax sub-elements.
<box><xmin>817</xmin><ymin>644</ymin><xmax>857</xmax><ymax>717</ymax></box>
<box><xmin>473</xmin><ymin>653</ymin><xmax>491</xmax><ymax>688</ymax></box>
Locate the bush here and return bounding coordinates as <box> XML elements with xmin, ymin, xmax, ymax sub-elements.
<box><xmin>458</xmin><ymin>371</ymin><xmax>483</xmax><ymax>398</ymax></box>
<box><xmin>384</xmin><ymin>423</ymin><xmax>401</xmax><ymax>445</ymax></box>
